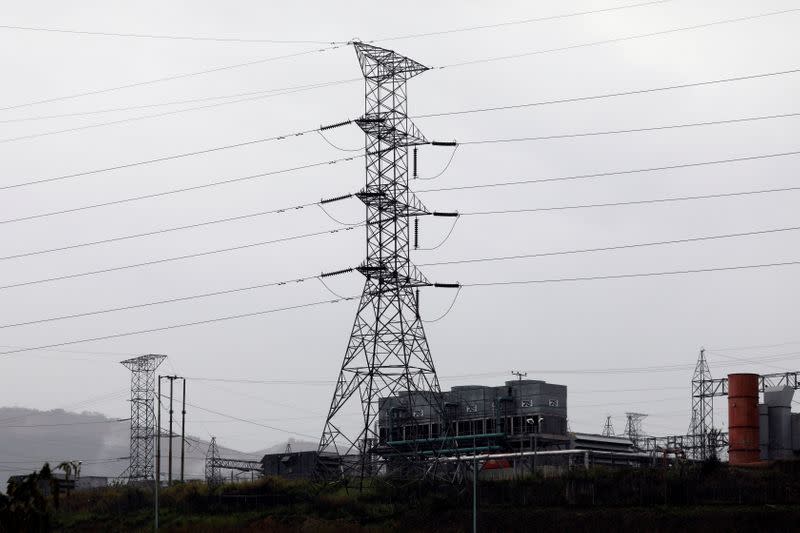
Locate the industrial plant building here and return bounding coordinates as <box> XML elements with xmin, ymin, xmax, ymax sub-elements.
<box><xmin>377</xmin><ymin>379</ymin><xmax>569</xmax><ymax>454</ymax></box>
<box><xmin>727</xmin><ymin>373</ymin><xmax>800</xmax><ymax>464</ymax></box>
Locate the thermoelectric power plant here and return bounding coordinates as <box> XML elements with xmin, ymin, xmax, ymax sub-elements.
<box><xmin>726</xmin><ymin>373</ymin><xmax>800</xmax><ymax>464</ymax></box>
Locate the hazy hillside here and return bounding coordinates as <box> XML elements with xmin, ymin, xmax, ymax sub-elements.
<box><xmin>0</xmin><ymin>407</ymin><xmax>303</xmax><ymax>490</ymax></box>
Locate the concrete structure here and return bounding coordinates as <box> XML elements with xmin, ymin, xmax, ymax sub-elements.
<box><xmin>378</xmin><ymin>379</ymin><xmax>568</xmax><ymax>455</ymax></box>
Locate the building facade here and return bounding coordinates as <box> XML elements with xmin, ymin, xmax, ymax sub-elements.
<box><xmin>378</xmin><ymin>379</ymin><xmax>569</xmax><ymax>454</ymax></box>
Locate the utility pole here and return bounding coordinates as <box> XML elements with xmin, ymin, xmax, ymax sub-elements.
<box><xmin>181</xmin><ymin>378</ymin><xmax>186</xmax><ymax>483</ymax></box>
<box><xmin>155</xmin><ymin>376</ymin><xmax>161</xmax><ymax>531</ymax></box>
<box><xmin>472</xmin><ymin>436</ymin><xmax>477</xmax><ymax>533</ymax></box>
<box><xmin>168</xmin><ymin>376</ymin><xmax>174</xmax><ymax>485</ymax></box>
<box><xmin>318</xmin><ymin>42</ymin><xmax>458</xmax><ymax>483</ymax></box>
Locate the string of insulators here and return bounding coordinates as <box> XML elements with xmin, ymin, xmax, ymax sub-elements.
<box><xmin>319</xmin><ymin>119</ymin><xmax>353</xmax><ymax>131</ymax></box>
<box><xmin>432</xmin><ymin>211</ymin><xmax>459</xmax><ymax>217</ymax></box>
<box><xmin>414</xmin><ymin>217</ymin><xmax>419</xmax><ymax>249</ymax></box>
<box><xmin>415</xmin><ymin>288</ymin><xmax>420</xmax><ymax>320</ymax></box>
<box><xmin>413</xmin><ymin>147</ymin><xmax>418</xmax><ymax>179</ymax></box>
<box><xmin>433</xmin><ymin>282</ymin><xmax>461</xmax><ymax>289</ymax></box>
<box><xmin>320</xmin><ymin>267</ymin><xmax>354</xmax><ymax>278</ymax></box>
<box><xmin>320</xmin><ymin>193</ymin><xmax>354</xmax><ymax>205</ymax></box>
<box><xmin>430</xmin><ymin>140</ymin><xmax>458</xmax><ymax>147</ymax></box>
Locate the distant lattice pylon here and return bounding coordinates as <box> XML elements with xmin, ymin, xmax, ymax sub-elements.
<box><xmin>120</xmin><ymin>353</ymin><xmax>166</xmax><ymax>482</ymax></box>
<box><xmin>602</xmin><ymin>415</ymin><xmax>615</xmax><ymax>437</ymax></box>
<box><xmin>624</xmin><ymin>412</ymin><xmax>648</xmax><ymax>449</ymax></box>
<box><xmin>205</xmin><ymin>436</ymin><xmax>222</xmax><ymax>485</ymax></box>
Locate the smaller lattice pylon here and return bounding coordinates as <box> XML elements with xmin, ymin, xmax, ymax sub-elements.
<box><xmin>120</xmin><ymin>353</ymin><xmax>166</xmax><ymax>482</ymax></box>
<box><xmin>623</xmin><ymin>412</ymin><xmax>648</xmax><ymax>449</ymax></box>
<box><xmin>602</xmin><ymin>415</ymin><xmax>615</xmax><ymax>437</ymax></box>
<box><xmin>205</xmin><ymin>437</ymin><xmax>222</xmax><ymax>485</ymax></box>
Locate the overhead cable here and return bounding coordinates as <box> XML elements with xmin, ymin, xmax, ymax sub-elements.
<box><xmin>457</xmin><ymin>111</ymin><xmax>800</xmax><ymax>145</ymax></box>
<box><xmin>416</xmin><ymin>149</ymin><xmax>800</xmax><ymax>194</ymax></box>
<box><xmin>0</xmin><ymin>296</ymin><xmax>356</xmax><ymax>357</ymax></box>
<box><xmin>0</xmin><ymin>24</ymin><xmax>337</xmax><ymax>45</ymax></box>
<box><xmin>0</xmin><ymin>79</ymin><xmax>359</xmax><ymax>124</ymax></box>
<box><xmin>462</xmin><ymin>260</ymin><xmax>800</xmax><ymax>288</ymax></box>
<box><xmin>372</xmin><ymin>0</ymin><xmax>673</xmax><ymax>43</ymax></box>
<box><xmin>0</xmin><ymin>155</ymin><xmax>360</xmax><ymax>224</ymax></box>
<box><xmin>182</xmin><ymin>401</ymin><xmax>319</xmax><ymax>440</ymax></box>
<box><xmin>0</xmin><ymin>119</ymin><xmax>357</xmax><ymax>192</ymax></box>
<box><xmin>413</xmin><ymin>68</ymin><xmax>800</xmax><ymax>119</ymax></box>
<box><xmin>459</xmin><ymin>185</ymin><xmax>800</xmax><ymax>217</ymax></box>
<box><xmin>419</xmin><ymin>225</ymin><xmax>800</xmax><ymax>267</ymax></box>
<box><xmin>0</xmin><ymin>45</ymin><xmax>343</xmax><ymax>113</ymax></box>
<box><xmin>0</xmin><ymin>80</ymin><xmax>357</xmax><ymax>144</ymax></box>
<box><xmin>438</xmin><ymin>8</ymin><xmax>800</xmax><ymax>69</ymax></box>
<box><xmin>0</xmin><ymin>225</ymin><xmax>360</xmax><ymax>292</ymax></box>
<box><xmin>0</xmin><ymin>200</ymin><xmax>322</xmax><ymax>261</ymax></box>
<box><xmin>4</xmin><ymin>260</ymin><xmax>798</xmax><ymax>358</ymax></box>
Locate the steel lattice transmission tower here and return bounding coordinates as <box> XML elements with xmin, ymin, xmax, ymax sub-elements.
<box><xmin>120</xmin><ymin>354</ymin><xmax>166</xmax><ymax>482</ymax></box>
<box><xmin>602</xmin><ymin>416</ymin><xmax>615</xmax><ymax>437</ymax></box>
<box><xmin>205</xmin><ymin>437</ymin><xmax>222</xmax><ymax>485</ymax></box>
<box><xmin>318</xmin><ymin>42</ymin><xmax>445</xmax><ymax>480</ymax></box>
<box><xmin>689</xmin><ymin>348</ymin><xmax>715</xmax><ymax>460</ymax></box>
<box><xmin>623</xmin><ymin>412</ymin><xmax>648</xmax><ymax>449</ymax></box>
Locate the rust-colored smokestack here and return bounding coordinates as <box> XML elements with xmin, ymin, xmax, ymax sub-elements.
<box><xmin>728</xmin><ymin>373</ymin><xmax>760</xmax><ymax>464</ymax></box>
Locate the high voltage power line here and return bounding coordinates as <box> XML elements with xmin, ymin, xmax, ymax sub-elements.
<box><xmin>418</xmin><ymin>225</ymin><xmax>800</xmax><ymax>267</ymax></box>
<box><xmin>436</xmin><ymin>7</ymin><xmax>800</xmax><ymax>69</ymax></box>
<box><xmin>0</xmin><ymin>24</ymin><xmax>337</xmax><ymax>45</ymax></box>
<box><xmin>0</xmin><ymin>200</ymin><xmax>331</xmax><ymax>261</ymax></box>
<box><xmin>0</xmin><ymin>45</ymin><xmax>344</xmax><ymax>112</ymax></box>
<box><xmin>0</xmin><ymin>79</ymin><xmax>360</xmax><ymax>125</ymax></box>
<box><xmin>0</xmin><ymin>225</ymin><xmax>359</xmax><ymax>291</ymax></box>
<box><xmin>2</xmin><ymin>259</ymin><xmax>800</xmax><ymax>359</ymax></box>
<box><xmin>0</xmin><ymin>0</ymin><xmax>673</xmax><ymax>113</ymax></box>
<box><xmin>456</xmin><ymin>111</ymin><xmax>800</xmax><ymax>146</ymax></box>
<box><xmin>0</xmin><ymin>123</ymin><xmax>350</xmax><ymax>192</ymax></box>
<box><xmin>2</xmin><ymin>179</ymin><xmax>798</xmax><ymax>291</ymax></box>
<box><xmin>0</xmin><ymin>0</ymin><xmax>671</xmax><ymax>45</ymax></box>
<box><xmin>0</xmin><ymin>296</ymin><xmax>356</xmax><ymax>357</ymax></box>
<box><xmin>0</xmin><ymin>273</ymin><xmax>323</xmax><ymax>330</ymax></box>
<box><xmin>1</xmin><ymin>221</ymin><xmax>798</xmax><ymax>331</ymax></box>
<box><xmin>0</xmin><ymin>155</ymin><xmax>359</xmax><ymax>225</ymax></box>
<box><xmin>413</xmin><ymin>68</ymin><xmax>800</xmax><ymax>119</ymax></box>
<box><xmin>0</xmin><ymin>135</ymin><xmax>791</xmax><ymax>254</ymax></box>
<box><xmin>1</xmin><ymin>67</ymin><xmax>793</xmax><ymax>195</ymax></box>
<box><xmin>371</xmin><ymin>0</ymin><xmax>673</xmax><ymax>43</ymax></box>
<box><xmin>0</xmin><ymin>4</ymin><xmax>791</xmax><ymax>129</ymax></box>
<box><xmin>0</xmin><ymin>80</ymin><xmax>358</xmax><ymax>144</ymax></box>
<box><xmin>458</xmin><ymin>185</ymin><xmax>800</xmax><ymax>217</ymax></box>
<box><xmin>416</xmin><ymin>149</ymin><xmax>800</xmax><ymax>194</ymax></box>
<box><xmin>461</xmin><ymin>260</ymin><xmax>800</xmax><ymax>288</ymax></box>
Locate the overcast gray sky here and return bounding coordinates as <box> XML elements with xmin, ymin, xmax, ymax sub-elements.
<box><xmin>1</xmin><ymin>0</ymin><xmax>798</xmax><ymax>455</ymax></box>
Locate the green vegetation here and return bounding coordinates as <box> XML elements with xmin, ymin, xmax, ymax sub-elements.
<box><xmin>3</xmin><ymin>461</ymin><xmax>800</xmax><ymax>532</ymax></box>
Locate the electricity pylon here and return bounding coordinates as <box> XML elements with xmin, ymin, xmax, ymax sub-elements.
<box><xmin>688</xmin><ymin>348</ymin><xmax>715</xmax><ymax>459</ymax></box>
<box><xmin>602</xmin><ymin>416</ymin><xmax>615</xmax><ymax>437</ymax></box>
<box><xmin>318</xmin><ymin>42</ymin><xmax>448</xmax><ymax>482</ymax></box>
<box><xmin>120</xmin><ymin>354</ymin><xmax>166</xmax><ymax>482</ymax></box>
<box><xmin>623</xmin><ymin>412</ymin><xmax>648</xmax><ymax>449</ymax></box>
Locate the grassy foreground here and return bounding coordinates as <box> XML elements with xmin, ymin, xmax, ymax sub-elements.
<box><xmin>4</xmin><ymin>461</ymin><xmax>800</xmax><ymax>532</ymax></box>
